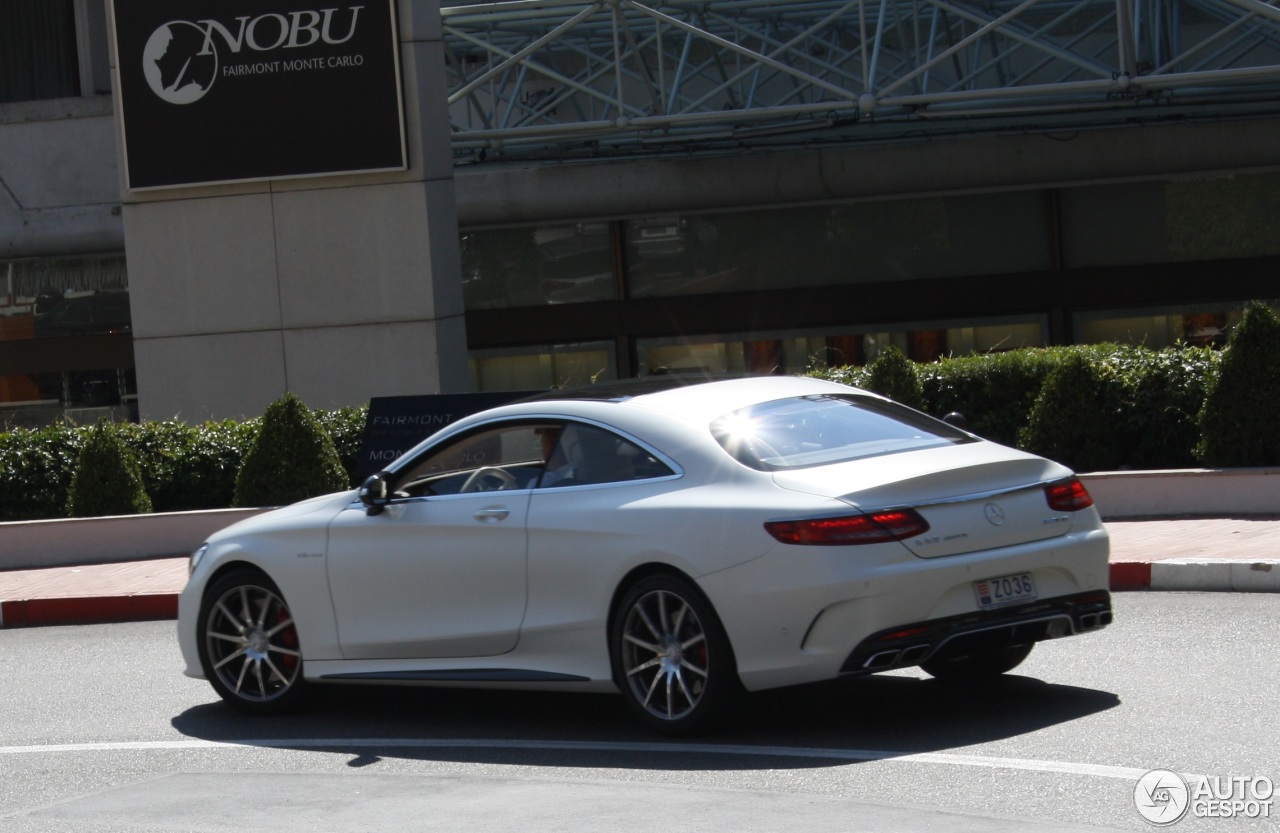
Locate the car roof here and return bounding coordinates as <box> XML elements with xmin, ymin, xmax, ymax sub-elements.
<box><xmin>515</xmin><ymin>373</ymin><xmax>749</xmax><ymax>403</ymax></box>
<box><xmin>515</xmin><ymin>374</ymin><xmax>863</xmax><ymax>424</ymax></box>
<box><xmin>390</xmin><ymin>375</ymin><xmax>885</xmax><ymax>475</ymax></box>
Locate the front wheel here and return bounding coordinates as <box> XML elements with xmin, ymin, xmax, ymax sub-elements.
<box><xmin>921</xmin><ymin>642</ymin><xmax>1034</xmax><ymax>681</ymax></box>
<box><xmin>197</xmin><ymin>569</ymin><xmax>308</xmax><ymax>714</ymax></box>
<box><xmin>611</xmin><ymin>575</ymin><xmax>740</xmax><ymax>735</ymax></box>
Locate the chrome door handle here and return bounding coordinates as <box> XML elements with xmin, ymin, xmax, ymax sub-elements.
<box><xmin>474</xmin><ymin>507</ymin><xmax>509</xmax><ymax>522</ymax></box>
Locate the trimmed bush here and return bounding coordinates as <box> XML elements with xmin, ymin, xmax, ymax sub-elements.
<box><xmin>312</xmin><ymin>405</ymin><xmax>367</xmax><ymax>486</ymax></box>
<box><xmin>121</xmin><ymin>418</ymin><xmax>260</xmax><ymax>512</ymax></box>
<box><xmin>0</xmin><ymin>405</ymin><xmax>365</xmax><ymax>520</ymax></box>
<box><xmin>1019</xmin><ymin>352</ymin><xmax>1125</xmax><ymax>472</ymax></box>
<box><xmin>809</xmin><ymin>364</ymin><xmax>868</xmax><ymax>389</ymax></box>
<box><xmin>815</xmin><ymin>349</ymin><xmax>1063</xmax><ymax>446</ymax></box>
<box><xmin>66</xmin><ymin>421</ymin><xmax>153</xmax><ymax>517</ymax></box>
<box><xmin>813</xmin><ymin>342</ymin><xmax>1221</xmax><ymax>469</ymax></box>
<box><xmin>919</xmin><ymin>349</ymin><xmax>1065</xmax><ymax>447</ymax></box>
<box><xmin>0</xmin><ymin>424</ymin><xmax>82</xmax><ymax>521</ymax></box>
<box><xmin>1099</xmin><ymin>344</ymin><xmax>1217</xmax><ymax>470</ymax></box>
<box><xmin>1197</xmin><ymin>301</ymin><xmax>1280</xmax><ymax>466</ymax></box>
<box><xmin>863</xmin><ymin>345</ymin><xmax>924</xmax><ymax>409</ymax></box>
<box><xmin>0</xmin><ymin>335</ymin><xmax>1248</xmax><ymax>519</ymax></box>
<box><xmin>233</xmin><ymin>392</ymin><xmax>350</xmax><ymax>508</ymax></box>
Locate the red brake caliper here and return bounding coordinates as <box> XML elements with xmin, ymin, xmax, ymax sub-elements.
<box><xmin>277</xmin><ymin>607</ymin><xmax>299</xmax><ymax>673</ymax></box>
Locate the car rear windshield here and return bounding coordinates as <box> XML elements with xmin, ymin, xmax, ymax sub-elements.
<box><xmin>710</xmin><ymin>394</ymin><xmax>976</xmax><ymax>471</ymax></box>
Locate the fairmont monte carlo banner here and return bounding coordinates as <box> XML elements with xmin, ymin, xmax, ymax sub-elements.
<box><xmin>110</xmin><ymin>0</ymin><xmax>407</xmax><ymax>189</ymax></box>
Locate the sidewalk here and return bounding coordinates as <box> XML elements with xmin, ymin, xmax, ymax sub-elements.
<box><xmin>1106</xmin><ymin>517</ymin><xmax>1280</xmax><ymax>591</ymax></box>
<box><xmin>0</xmin><ymin>518</ymin><xmax>1278</xmax><ymax>628</ymax></box>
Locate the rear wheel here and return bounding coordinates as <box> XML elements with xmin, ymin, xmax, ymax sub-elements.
<box><xmin>611</xmin><ymin>575</ymin><xmax>739</xmax><ymax>735</ymax></box>
<box><xmin>921</xmin><ymin>642</ymin><xmax>1034</xmax><ymax>681</ymax></box>
<box><xmin>197</xmin><ymin>569</ymin><xmax>307</xmax><ymax>714</ymax></box>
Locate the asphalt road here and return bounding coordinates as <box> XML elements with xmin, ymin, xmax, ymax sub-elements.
<box><xmin>1</xmin><ymin>592</ymin><xmax>1276</xmax><ymax>832</ymax></box>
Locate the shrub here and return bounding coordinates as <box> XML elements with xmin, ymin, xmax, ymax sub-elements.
<box><xmin>813</xmin><ymin>343</ymin><xmax>1220</xmax><ymax>469</ymax></box>
<box><xmin>1019</xmin><ymin>352</ymin><xmax>1126</xmax><ymax>472</ymax></box>
<box><xmin>312</xmin><ymin>405</ymin><xmax>367</xmax><ymax>486</ymax></box>
<box><xmin>807</xmin><ymin>364</ymin><xmax>868</xmax><ymax>389</ymax></box>
<box><xmin>862</xmin><ymin>345</ymin><xmax>924</xmax><ymax>409</ymax></box>
<box><xmin>121</xmin><ymin>418</ymin><xmax>260</xmax><ymax>512</ymax></box>
<box><xmin>0</xmin><ymin>404</ymin><xmax>364</xmax><ymax>520</ymax></box>
<box><xmin>918</xmin><ymin>348</ymin><xmax>1066</xmax><ymax>447</ymax></box>
<box><xmin>0</xmin><ymin>423</ymin><xmax>81</xmax><ymax>521</ymax></box>
<box><xmin>1197</xmin><ymin>301</ymin><xmax>1280</xmax><ymax>466</ymax></box>
<box><xmin>233</xmin><ymin>392</ymin><xmax>350</xmax><ymax>507</ymax></box>
<box><xmin>1098</xmin><ymin>343</ymin><xmax>1218</xmax><ymax>470</ymax></box>
<box><xmin>66</xmin><ymin>421</ymin><xmax>153</xmax><ymax>517</ymax></box>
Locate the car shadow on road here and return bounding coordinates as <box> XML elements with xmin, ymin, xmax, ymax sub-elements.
<box><xmin>170</xmin><ymin>671</ymin><xmax>1120</xmax><ymax>772</ymax></box>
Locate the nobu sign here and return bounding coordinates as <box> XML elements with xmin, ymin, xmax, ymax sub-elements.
<box><xmin>110</xmin><ymin>0</ymin><xmax>407</xmax><ymax>189</ymax></box>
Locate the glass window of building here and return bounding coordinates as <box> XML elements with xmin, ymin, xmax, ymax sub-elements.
<box><xmin>1</xmin><ymin>0</ymin><xmax>80</xmax><ymax>103</ymax></box>
<box><xmin>470</xmin><ymin>342</ymin><xmax>616</xmax><ymax>391</ymax></box>
<box><xmin>460</xmin><ymin>175</ymin><xmax>1279</xmax><ymax>394</ymax></box>
<box><xmin>633</xmin><ymin>317</ymin><xmax>1047</xmax><ymax>379</ymax></box>
<box><xmin>1074</xmin><ymin>301</ymin><xmax>1278</xmax><ymax>349</ymax></box>
<box><xmin>462</xmin><ymin>223</ymin><xmax>615</xmax><ymax>309</ymax></box>
<box><xmin>1</xmin><ymin>256</ymin><xmax>135</xmax><ymax>426</ymax></box>
<box><xmin>1060</xmin><ymin>172</ymin><xmax>1280</xmax><ymax>269</ymax></box>
<box><xmin>625</xmin><ymin>191</ymin><xmax>1053</xmax><ymax>298</ymax></box>
<box><xmin>1166</xmin><ymin>173</ymin><xmax>1280</xmax><ymax>262</ymax></box>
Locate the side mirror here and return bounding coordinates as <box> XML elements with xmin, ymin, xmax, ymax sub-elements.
<box><xmin>359</xmin><ymin>472</ymin><xmax>392</xmax><ymax>516</ymax></box>
<box><xmin>942</xmin><ymin>411</ymin><xmax>970</xmax><ymax>431</ymax></box>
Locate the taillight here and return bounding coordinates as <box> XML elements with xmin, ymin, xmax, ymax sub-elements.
<box><xmin>765</xmin><ymin>509</ymin><xmax>929</xmax><ymax>546</ymax></box>
<box><xmin>1045</xmin><ymin>478</ymin><xmax>1093</xmax><ymax>511</ymax></box>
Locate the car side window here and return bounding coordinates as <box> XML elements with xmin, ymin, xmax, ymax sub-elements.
<box><xmin>392</xmin><ymin>423</ymin><xmax>553</xmax><ymax>497</ymax></box>
<box><xmin>535</xmin><ymin>423</ymin><xmax>674</xmax><ymax>488</ymax></box>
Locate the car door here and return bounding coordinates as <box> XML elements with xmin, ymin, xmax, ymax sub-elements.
<box><xmin>522</xmin><ymin>422</ymin><xmax>683</xmax><ymax>635</ymax></box>
<box><xmin>325</xmin><ymin>422</ymin><xmax>549</xmax><ymax>660</ymax></box>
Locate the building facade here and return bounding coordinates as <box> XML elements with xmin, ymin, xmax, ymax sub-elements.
<box><xmin>3</xmin><ymin>0</ymin><xmax>1279</xmax><ymax>424</ymax></box>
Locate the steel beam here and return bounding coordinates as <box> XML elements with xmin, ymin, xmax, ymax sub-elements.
<box><xmin>441</xmin><ymin>0</ymin><xmax>1280</xmax><ymax>160</ymax></box>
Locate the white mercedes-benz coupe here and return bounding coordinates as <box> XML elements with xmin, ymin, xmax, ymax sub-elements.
<box><xmin>178</xmin><ymin>375</ymin><xmax>1112</xmax><ymax>734</ymax></box>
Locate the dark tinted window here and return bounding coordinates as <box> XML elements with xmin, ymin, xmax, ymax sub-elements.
<box><xmin>1</xmin><ymin>1</ymin><xmax>80</xmax><ymax>103</ymax></box>
<box><xmin>538</xmin><ymin>423</ymin><xmax>674</xmax><ymax>487</ymax></box>
<box><xmin>393</xmin><ymin>422</ymin><xmax>551</xmax><ymax>496</ymax></box>
<box><xmin>711</xmin><ymin>394</ymin><xmax>975</xmax><ymax>471</ymax></box>
<box><xmin>391</xmin><ymin>420</ymin><xmax>674</xmax><ymax>496</ymax></box>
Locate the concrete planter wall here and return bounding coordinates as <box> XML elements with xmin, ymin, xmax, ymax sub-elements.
<box><xmin>0</xmin><ymin>508</ymin><xmax>265</xmax><ymax>571</ymax></box>
<box><xmin>2</xmin><ymin>469</ymin><xmax>1277</xmax><ymax>573</ymax></box>
<box><xmin>1080</xmin><ymin>468</ymin><xmax>1280</xmax><ymax>518</ymax></box>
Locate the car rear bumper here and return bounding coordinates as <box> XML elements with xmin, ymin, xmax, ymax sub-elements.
<box><xmin>839</xmin><ymin>589</ymin><xmax>1113</xmax><ymax>675</ymax></box>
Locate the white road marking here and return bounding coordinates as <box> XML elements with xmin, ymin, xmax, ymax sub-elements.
<box><xmin>0</xmin><ymin>737</ymin><xmax>1165</xmax><ymax>780</ymax></box>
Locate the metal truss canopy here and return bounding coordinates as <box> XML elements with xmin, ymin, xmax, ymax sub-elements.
<box><xmin>441</xmin><ymin>0</ymin><xmax>1280</xmax><ymax>160</ymax></box>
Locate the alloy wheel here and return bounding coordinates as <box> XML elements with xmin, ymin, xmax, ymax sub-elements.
<box><xmin>201</xmin><ymin>573</ymin><xmax>303</xmax><ymax>711</ymax></box>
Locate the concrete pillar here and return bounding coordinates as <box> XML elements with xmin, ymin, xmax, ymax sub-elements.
<box><xmin>110</xmin><ymin>1</ymin><xmax>468</xmax><ymax>421</ymax></box>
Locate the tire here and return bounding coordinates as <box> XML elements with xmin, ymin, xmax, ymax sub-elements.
<box><xmin>611</xmin><ymin>574</ymin><xmax>740</xmax><ymax>735</ymax></box>
<box><xmin>921</xmin><ymin>642</ymin><xmax>1034</xmax><ymax>681</ymax></box>
<box><xmin>197</xmin><ymin>568</ymin><xmax>308</xmax><ymax>715</ymax></box>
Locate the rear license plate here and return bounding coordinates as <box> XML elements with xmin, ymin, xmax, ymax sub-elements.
<box><xmin>974</xmin><ymin>572</ymin><xmax>1037</xmax><ymax>609</ymax></box>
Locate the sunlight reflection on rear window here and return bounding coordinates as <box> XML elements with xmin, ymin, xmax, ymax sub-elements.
<box><xmin>710</xmin><ymin>394</ymin><xmax>975</xmax><ymax>471</ymax></box>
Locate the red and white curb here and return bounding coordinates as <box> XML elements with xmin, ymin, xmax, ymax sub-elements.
<box><xmin>2</xmin><ymin>564</ymin><xmax>1278</xmax><ymax>629</ymax></box>
<box><xmin>1110</xmin><ymin>560</ymin><xmax>1280</xmax><ymax>592</ymax></box>
<box><xmin>0</xmin><ymin>593</ymin><xmax>177</xmax><ymax>629</ymax></box>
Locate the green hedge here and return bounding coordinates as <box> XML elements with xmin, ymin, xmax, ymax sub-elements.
<box><xmin>0</xmin><ymin>336</ymin><xmax>1266</xmax><ymax>520</ymax></box>
<box><xmin>0</xmin><ymin>424</ymin><xmax>84</xmax><ymax>522</ymax></box>
<box><xmin>812</xmin><ymin>342</ymin><xmax>1221</xmax><ymax>472</ymax></box>
<box><xmin>862</xmin><ymin>345</ymin><xmax>924</xmax><ymax>409</ymax></box>
<box><xmin>1018</xmin><ymin>352</ymin><xmax>1125</xmax><ymax>473</ymax></box>
<box><xmin>0</xmin><ymin>406</ymin><xmax>367</xmax><ymax>522</ymax></box>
